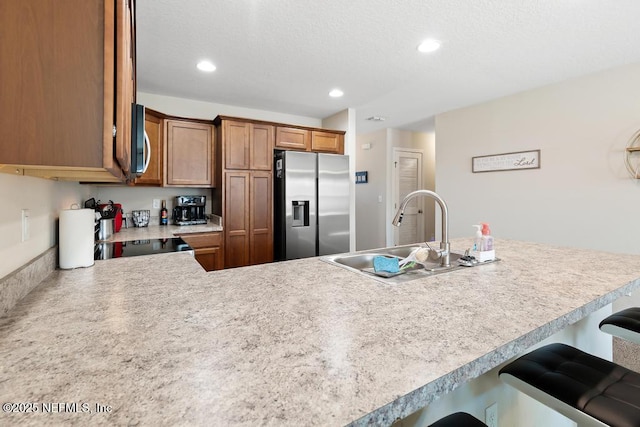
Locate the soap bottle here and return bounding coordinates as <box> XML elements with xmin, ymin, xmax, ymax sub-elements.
<box><xmin>472</xmin><ymin>225</ymin><xmax>482</xmax><ymax>251</ymax></box>
<box><xmin>481</xmin><ymin>223</ymin><xmax>493</xmax><ymax>251</ymax></box>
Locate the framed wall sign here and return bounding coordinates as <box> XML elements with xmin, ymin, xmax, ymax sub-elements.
<box><xmin>472</xmin><ymin>149</ymin><xmax>540</xmax><ymax>173</ymax></box>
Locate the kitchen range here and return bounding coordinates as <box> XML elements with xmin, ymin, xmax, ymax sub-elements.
<box><xmin>94</xmin><ymin>238</ymin><xmax>191</xmax><ymax>260</ymax></box>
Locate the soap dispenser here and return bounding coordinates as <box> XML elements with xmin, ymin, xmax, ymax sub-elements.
<box><xmin>472</xmin><ymin>225</ymin><xmax>482</xmax><ymax>251</ymax></box>
<box><xmin>481</xmin><ymin>223</ymin><xmax>494</xmax><ymax>251</ymax></box>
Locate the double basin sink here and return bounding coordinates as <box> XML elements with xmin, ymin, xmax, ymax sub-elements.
<box><xmin>321</xmin><ymin>244</ymin><xmax>467</xmax><ymax>284</ymax></box>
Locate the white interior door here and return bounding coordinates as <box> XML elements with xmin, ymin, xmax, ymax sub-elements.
<box><xmin>393</xmin><ymin>149</ymin><xmax>424</xmax><ymax>245</ymax></box>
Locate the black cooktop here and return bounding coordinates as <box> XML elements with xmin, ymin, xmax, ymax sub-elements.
<box><xmin>94</xmin><ymin>238</ymin><xmax>192</xmax><ymax>260</ymax></box>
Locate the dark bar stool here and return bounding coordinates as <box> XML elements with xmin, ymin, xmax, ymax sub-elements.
<box><xmin>428</xmin><ymin>412</ymin><xmax>487</xmax><ymax>427</ymax></box>
<box><xmin>599</xmin><ymin>307</ymin><xmax>640</xmax><ymax>345</ymax></box>
<box><xmin>499</xmin><ymin>343</ymin><xmax>640</xmax><ymax>427</ymax></box>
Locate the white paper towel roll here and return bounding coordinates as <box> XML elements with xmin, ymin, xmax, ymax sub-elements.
<box><xmin>59</xmin><ymin>207</ymin><xmax>95</xmax><ymax>269</ymax></box>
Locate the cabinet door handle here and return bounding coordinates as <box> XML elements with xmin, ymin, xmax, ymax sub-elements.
<box><xmin>142</xmin><ymin>130</ymin><xmax>151</xmax><ymax>173</ymax></box>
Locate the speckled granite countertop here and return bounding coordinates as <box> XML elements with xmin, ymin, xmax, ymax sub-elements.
<box><xmin>104</xmin><ymin>218</ymin><xmax>222</xmax><ymax>243</ymax></box>
<box><xmin>2</xmin><ymin>239</ymin><xmax>640</xmax><ymax>426</ymax></box>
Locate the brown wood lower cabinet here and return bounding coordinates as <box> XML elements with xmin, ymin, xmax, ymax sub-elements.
<box><xmin>250</xmin><ymin>172</ymin><xmax>273</xmax><ymax>265</ymax></box>
<box><xmin>194</xmin><ymin>246</ymin><xmax>224</xmax><ymax>271</ymax></box>
<box><xmin>179</xmin><ymin>232</ymin><xmax>224</xmax><ymax>271</ymax></box>
<box><xmin>223</xmin><ymin>170</ymin><xmax>273</xmax><ymax>268</ymax></box>
<box><xmin>224</xmin><ymin>172</ymin><xmax>250</xmax><ymax>268</ymax></box>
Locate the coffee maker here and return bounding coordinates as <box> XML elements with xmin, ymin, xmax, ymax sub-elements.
<box><xmin>173</xmin><ymin>195</ymin><xmax>207</xmax><ymax>225</ymax></box>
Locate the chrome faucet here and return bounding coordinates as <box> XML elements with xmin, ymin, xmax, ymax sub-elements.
<box><xmin>392</xmin><ymin>190</ymin><xmax>450</xmax><ymax>267</ymax></box>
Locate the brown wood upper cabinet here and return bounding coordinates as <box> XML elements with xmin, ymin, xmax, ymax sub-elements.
<box><xmin>135</xmin><ymin>108</ymin><xmax>163</xmax><ymax>185</ymax></box>
<box><xmin>0</xmin><ymin>0</ymin><xmax>135</xmax><ymax>182</ymax></box>
<box><xmin>275</xmin><ymin>127</ymin><xmax>311</xmax><ymax>151</ymax></box>
<box><xmin>311</xmin><ymin>131</ymin><xmax>344</xmax><ymax>154</ymax></box>
<box><xmin>220</xmin><ymin>119</ymin><xmax>274</xmax><ymax>170</ymax></box>
<box><xmin>165</xmin><ymin>120</ymin><xmax>215</xmax><ymax>187</ymax></box>
<box><xmin>275</xmin><ymin>126</ymin><xmax>345</xmax><ymax>154</ymax></box>
<box><xmin>113</xmin><ymin>0</ymin><xmax>135</xmax><ymax>178</ymax></box>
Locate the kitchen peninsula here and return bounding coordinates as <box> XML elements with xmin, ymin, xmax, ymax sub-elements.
<box><xmin>1</xmin><ymin>239</ymin><xmax>640</xmax><ymax>426</ymax></box>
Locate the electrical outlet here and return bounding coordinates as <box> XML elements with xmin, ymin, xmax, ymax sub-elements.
<box><xmin>485</xmin><ymin>402</ymin><xmax>498</xmax><ymax>427</ymax></box>
<box><xmin>21</xmin><ymin>209</ymin><xmax>30</xmax><ymax>242</ymax></box>
<box><xmin>152</xmin><ymin>199</ymin><xmax>160</xmax><ymax>209</ymax></box>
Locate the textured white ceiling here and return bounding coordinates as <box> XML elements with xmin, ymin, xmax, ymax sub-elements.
<box><xmin>136</xmin><ymin>0</ymin><xmax>640</xmax><ymax>133</ymax></box>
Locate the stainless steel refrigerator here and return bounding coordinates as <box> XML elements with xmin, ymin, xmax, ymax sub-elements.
<box><xmin>274</xmin><ymin>149</ymin><xmax>350</xmax><ymax>261</ymax></box>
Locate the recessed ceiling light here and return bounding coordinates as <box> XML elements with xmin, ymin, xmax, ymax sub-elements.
<box><xmin>329</xmin><ymin>89</ymin><xmax>344</xmax><ymax>98</ymax></box>
<box><xmin>417</xmin><ymin>39</ymin><xmax>441</xmax><ymax>53</ymax></box>
<box><xmin>197</xmin><ymin>60</ymin><xmax>216</xmax><ymax>72</ymax></box>
<box><xmin>366</xmin><ymin>116</ymin><xmax>386</xmax><ymax>122</ymax></box>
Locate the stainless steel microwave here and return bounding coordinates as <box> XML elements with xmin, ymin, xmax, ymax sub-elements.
<box><xmin>131</xmin><ymin>103</ymin><xmax>150</xmax><ymax>177</ymax></box>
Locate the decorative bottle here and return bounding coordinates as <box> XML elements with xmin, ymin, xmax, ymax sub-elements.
<box><xmin>160</xmin><ymin>200</ymin><xmax>168</xmax><ymax>226</ymax></box>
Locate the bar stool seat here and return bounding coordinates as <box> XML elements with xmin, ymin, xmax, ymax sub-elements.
<box><xmin>499</xmin><ymin>343</ymin><xmax>640</xmax><ymax>427</ymax></box>
<box><xmin>427</xmin><ymin>412</ymin><xmax>487</xmax><ymax>427</ymax></box>
<box><xmin>599</xmin><ymin>307</ymin><xmax>640</xmax><ymax>345</ymax></box>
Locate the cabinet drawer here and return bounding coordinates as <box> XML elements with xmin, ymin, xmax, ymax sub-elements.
<box><xmin>180</xmin><ymin>232</ymin><xmax>222</xmax><ymax>249</ymax></box>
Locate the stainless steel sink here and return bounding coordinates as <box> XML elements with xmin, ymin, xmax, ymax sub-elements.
<box><xmin>321</xmin><ymin>244</ymin><xmax>468</xmax><ymax>284</ymax></box>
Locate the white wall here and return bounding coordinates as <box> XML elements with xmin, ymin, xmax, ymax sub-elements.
<box><xmin>138</xmin><ymin>92</ymin><xmax>323</xmax><ymax>127</ymax></box>
<box><xmin>435</xmin><ymin>63</ymin><xmax>640</xmax><ymax>255</ymax></box>
<box><xmin>355</xmin><ymin>129</ymin><xmax>387</xmax><ymax>250</ymax></box>
<box><xmin>0</xmin><ymin>173</ymin><xmax>92</xmax><ymax>279</ymax></box>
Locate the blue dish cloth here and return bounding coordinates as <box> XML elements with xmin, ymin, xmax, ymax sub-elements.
<box><xmin>373</xmin><ymin>256</ymin><xmax>400</xmax><ymax>273</ymax></box>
